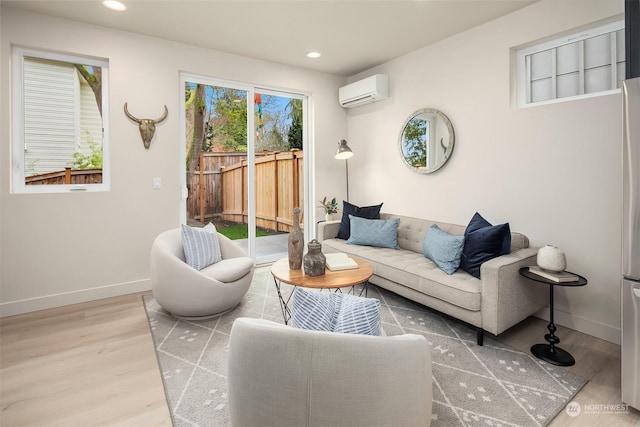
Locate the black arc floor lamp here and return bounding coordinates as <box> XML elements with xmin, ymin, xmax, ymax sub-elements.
<box><xmin>335</xmin><ymin>139</ymin><xmax>354</xmax><ymax>202</ymax></box>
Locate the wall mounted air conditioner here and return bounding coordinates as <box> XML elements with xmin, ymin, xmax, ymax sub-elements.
<box><xmin>339</xmin><ymin>74</ymin><xmax>389</xmax><ymax>108</ymax></box>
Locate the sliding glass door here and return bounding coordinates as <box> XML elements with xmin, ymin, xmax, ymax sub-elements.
<box><xmin>180</xmin><ymin>74</ymin><xmax>309</xmax><ymax>264</ymax></box>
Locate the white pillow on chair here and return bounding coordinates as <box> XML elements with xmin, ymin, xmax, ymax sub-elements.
<box><xmin>181</xmin><ymin>223</ymin><xmax>222</xmax><ymax>270</ymax></box>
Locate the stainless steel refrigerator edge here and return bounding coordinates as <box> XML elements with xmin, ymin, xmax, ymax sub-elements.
<box><xmin>622</xmin><ymin>76</ymin><xmax>640</xmax><ymax>411</ymax></box>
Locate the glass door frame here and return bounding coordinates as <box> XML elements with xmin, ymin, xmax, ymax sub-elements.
<box><xmin>179</xmin><ymin>73</ymin><xmax>312</xmax><ymax>262</ymax></box>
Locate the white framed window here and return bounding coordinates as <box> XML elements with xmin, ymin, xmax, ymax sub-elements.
<box><xmin>516</xmin><ymin>20</ymin><xmax>625</xmax><ymax>107</ymax></box>
<box><xmin>11</xmin><ymin>47</ymin><xmax>110</xmax><ymax>193</ymax></box>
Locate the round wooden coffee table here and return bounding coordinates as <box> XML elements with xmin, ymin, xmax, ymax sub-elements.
<box><xmin>270</xmin><ymin>256</ymin><xmax>373</xmax><ymax>324</ymax></box>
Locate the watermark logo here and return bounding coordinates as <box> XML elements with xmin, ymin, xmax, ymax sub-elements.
<box><xmin>565</xmin><ymin>401</ymin><xmax>581</xmax><ymax>417</ymax></box>
<box><xmin>565</xmin><ymin>401</ymin><xmax>630</xmax><ymax>417</ymax></box>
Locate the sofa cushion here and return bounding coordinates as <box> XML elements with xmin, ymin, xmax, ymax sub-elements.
<box><xmin>423</xmin><ymin>224</ymin><xmax>465</xmax><ymax>275</ymax></box>
<box><xmin>322</xmin><ymin>238</ymin><xmax>482</xmax><ymax>312</ymax></box>
<box><xmin>460</xmin><ymin>213</ymin><xmax>511</xmax><ymax>279</ymax></box>
<box><xmin>347</xmin><ymin>216</ymin><xmax>400</xmax><ymax>249</ymax></box>
<box><xmin>181</xmin><ymin>223</ymin><xmax>222</xmax><ymax>270</ymax></box>
<box><xmin>375</xmin><ymin>213</ymin><xmax>527</xmax><ymax>253</ymax></box>
<box><xmin>337</xmin><ymin>201</ymin><xmax>383</xmax><ymax>240</ymax></box>
<box><xmin>201</xmin><ymin>256</ymin><xmax>254</xmax><ymax>283</ymax></box>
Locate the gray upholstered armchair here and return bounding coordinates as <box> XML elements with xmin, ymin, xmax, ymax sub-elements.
<box><xmin>227</xmin><ymin>317</ymin><xmax>433</xmax><ymax>427</ymax></box>
<box><xmin>150</xmin><ymin>228</ymin><xmax>254</xmax><ymax>319</ymax></box>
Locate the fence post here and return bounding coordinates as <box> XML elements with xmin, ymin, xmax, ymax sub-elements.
<box><xmin>273</xmin><ymin>151</ymin><xmax>279</xmax><ymax>230</ymax></box>
<box><xmin>65</xmin><ymin>168</ymin><xmax>71</xmax><ymax>184</ymax></box>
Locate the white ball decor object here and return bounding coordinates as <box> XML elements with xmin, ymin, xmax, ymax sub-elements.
<box><xmin>537</xmin><ymin>245</ymin><xmax>567</xmax><ymax>272</ymax></box>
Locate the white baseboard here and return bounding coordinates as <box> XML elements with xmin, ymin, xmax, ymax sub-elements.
<box><xmin>534</xmin><ymin>305</ymin><xmax>620</xmax><ymax>345</ymax></box>
<box><xmin>0</xmin><ymin>278</ymin><xmax>152</xmax><ymax>318</ymax></box>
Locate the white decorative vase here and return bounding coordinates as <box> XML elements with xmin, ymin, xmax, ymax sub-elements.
<box><xmin>325</xmin><ymin>213</ymin><xmax>334</xmax><ymax>222</ymax></box>
<box><xmin>537</xmin><ymin>245</ymin><xmax>567</xmax><ymax>272</ymax></box>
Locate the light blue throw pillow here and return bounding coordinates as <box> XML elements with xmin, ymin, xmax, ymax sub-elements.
<box><xmin>347</xmin><ymin>215</ymin><xmax>400</xmax><ymax>249</ymax></box>
<box><xmin>423</xmin><ymin>224</ymin><xmax>465</xmax><ymax>275</ymax></box>
<box><xmin>181</xmin><ymin>223</ymin><xmax>222</xmax><ymax>270</ymax></box>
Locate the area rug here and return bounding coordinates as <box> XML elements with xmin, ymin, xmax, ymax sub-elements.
<box><xmin>143</xmin><ymin>267</ymin><xmax>586</xmax><ymax>427</ymax></box>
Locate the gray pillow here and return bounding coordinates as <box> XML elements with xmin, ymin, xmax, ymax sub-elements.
<box><xmin>290</xmin><ymin>288</ymin><xmax>339</xmax><ymax>332</ymax></box>
<box><xmin>333</xmin><ymin>293</ymin><xmax>381</xmax><ymax>336</ymax></box>
<box><xmin>290</xmin><ymin>288</ymin><xmax>381</xmax><ymax>336</ymax></box>
<box><xmin>423</xmin><ymin>224</ymin><xmax>465</xmax><ymax>274</ymax></box>
<box><xmin>347</xmin><ymin>215</ymin><xmax>400</xmax><ymax>249</ymax></box>
<box><xmin>181</xmin><ymin>223</ymin><xmax>222</xmax><ymax>270</ymax></box>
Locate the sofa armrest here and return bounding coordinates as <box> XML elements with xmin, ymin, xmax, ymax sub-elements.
<box><xmin>317</xmin><ymin>220</ymin><xmax>341</xmax><ymax>242</ymax></box>
<box><xmin>479</xmin><ymin>247</ymin><xmax>549</xmax><ymax>335</ymax></box>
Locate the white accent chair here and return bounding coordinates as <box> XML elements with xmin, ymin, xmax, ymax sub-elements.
<box><xmin>150</xmin><ymin>228</ymin><xmax>254</xmax><ymax>319</ymax></box>
<box><xmin>227</xmin><ymin>317</ymin><xmax>433</xmax><ymax>427</ymax></box>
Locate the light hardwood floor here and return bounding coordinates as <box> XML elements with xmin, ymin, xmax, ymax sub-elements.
<box><xmin>498</xmin><ymin>317</ymin><xmax>640</xmax><ymax>426</ymax></box>
<box><xmin>0</xmin><ymin>293</ymin><xmax>172</xmax><ymax>426</ymax></box>
<box><xmin>1</xmin><ymin>291</ymin><xmax>638</xmax><ymax>426</ymax></box>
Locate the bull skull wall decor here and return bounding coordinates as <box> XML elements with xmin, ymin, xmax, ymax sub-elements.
<box><xmin>124</xmin><ymin>103</ymin><xmax>168</xmax><ymax>149</ymax></box>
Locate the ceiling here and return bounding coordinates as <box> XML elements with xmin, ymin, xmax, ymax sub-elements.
<box><xmin>3</xmin><ymin>0</ymin><xmax>538</xmax><ymax>76</ymax></box>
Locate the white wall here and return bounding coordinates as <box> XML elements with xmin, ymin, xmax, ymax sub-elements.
<box><xmin>346</xmin><ymin>0</ymin><xmax>624</xmax><ymax>343</ymax></box>
<box><xmin>0</xmin><ymin>6</ymin><xmax>348</xmax><ymax>315</ymax></box>
<box><xmin>1</xmin><ymin>1</ymin><xmax>625</xmax><ymax>345</ymax></box>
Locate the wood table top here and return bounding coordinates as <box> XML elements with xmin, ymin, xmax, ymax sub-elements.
<box><xmin>270</xmin><ymin>256</ymin><xmax>373</xmax><ymax>289</ymax></box>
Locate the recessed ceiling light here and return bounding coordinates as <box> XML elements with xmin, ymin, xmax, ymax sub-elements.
<box><xmin>306</xmin><ymin>52</ymin><xmax>321</xmax><ymax>59</ymax></box>
<box><xmin>103</xmin><ymin>1</ymin><xmax>126</xmax><ymax>11</ymax></box>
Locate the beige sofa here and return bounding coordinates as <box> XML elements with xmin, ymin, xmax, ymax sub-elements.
<box><xmin>317</xmin><ymin>213</ymin><xmax>548</xmax><ymax>345</ymax></box>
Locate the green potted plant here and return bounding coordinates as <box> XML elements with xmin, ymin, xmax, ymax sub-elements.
<box><xmin>319</xmin><ymin>196</ymin><xmax>339</xmax><ymax>221</ymax></box>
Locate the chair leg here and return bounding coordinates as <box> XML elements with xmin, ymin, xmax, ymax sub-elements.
<box><xmin>476</xmin><ymin>327</ymin><xmax>484</xmax><ymax>346</ymax></box>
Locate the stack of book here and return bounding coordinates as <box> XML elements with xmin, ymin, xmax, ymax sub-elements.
<box><xmin>325</xmin><ymin>253</ymin><xmax>358</xmax><ymax>271</ymax></box>
<box><xmin>528</xmin><ymin>266</ymin><xmax>579</xmax><ymax>283</ymax></box>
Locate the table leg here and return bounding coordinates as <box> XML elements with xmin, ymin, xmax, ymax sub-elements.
<box><xmin>358</xmin><ymin>280</ymin><xmax>369</xmax><ymax>298</ymax></box>
<box><xmin>273</xmin><ymin>277</ymin><xmax>295</xmax><ymax>325</ymax></box>
<box><xmin>331</xmin><ymin>281</ymin><xmax>369</xmax><ymax>297</ymax></box>
<box><xmin>531</xmin><ymin>283</ymin><xmax>576</xmax><ymax>366</ymax></box>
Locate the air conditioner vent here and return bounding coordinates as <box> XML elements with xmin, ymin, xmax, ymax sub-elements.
<box><xmin>339</xmin><ymin>74</ymin><xmax>389</xmax><ymax>108</ymax></box>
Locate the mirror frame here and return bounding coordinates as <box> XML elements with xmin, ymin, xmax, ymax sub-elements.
<box><xmin>398</xmin><ymin>108</ymin><xmax>455</xmax><ymax>174</ymax></box>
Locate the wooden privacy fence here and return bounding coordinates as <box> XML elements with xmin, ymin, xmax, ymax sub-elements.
<box><xmin>188</xmin><ymin>150</ymin><xmax>304</xmax><ymax>233</ymax></box>
<box><xmin>26</xmin><ymin>168</ymin><xmax>103</xmax><ymax>185</ymax></box>
<box><xmin>187</xmin><ymin>153</ymin><xmax>246</xmax><ymax>221</ymax></box>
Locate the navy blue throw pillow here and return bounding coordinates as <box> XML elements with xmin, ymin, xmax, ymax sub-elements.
<box><xmin>460</xmin><ymin>212</ymin><xmax>511</xmax><ymax>279</ymax></box>
<box><xmin>336</xmin><ymin>201</ymin><xmax>383</xmax><ymax>240</ymax></box>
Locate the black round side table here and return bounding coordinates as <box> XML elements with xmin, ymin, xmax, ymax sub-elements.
<box><xmin>519</xmin><ymin>267</ymin><xmax>587</xmax><ymax>366</ymax></box>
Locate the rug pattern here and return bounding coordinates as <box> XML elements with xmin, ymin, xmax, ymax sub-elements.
<box><xmin>143</xmin><ymin>268</ymin><xmax>586</xmax><ymax>426</ymax></box>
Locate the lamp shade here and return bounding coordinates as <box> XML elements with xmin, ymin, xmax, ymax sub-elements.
<box><xmin>335</xmin><ymin>139</ymin><xmax>354</xmax><ymax>160</ymax></box>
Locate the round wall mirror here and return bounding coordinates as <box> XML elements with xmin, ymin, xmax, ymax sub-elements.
<box><xmin>398</xmin><ymin>108</ymin><xmax>455</xmax><ymax>174</ymax></box>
